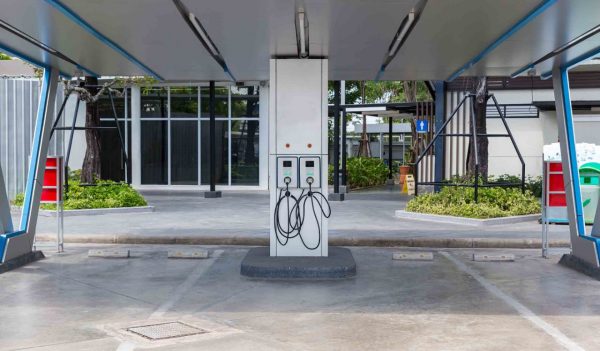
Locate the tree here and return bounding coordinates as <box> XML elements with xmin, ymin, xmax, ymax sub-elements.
<box><xmin>81</xmin><ymin>76</ymin><xmax>101</xmax><ymax>183</ymax></box>
<box><xmin>466</xmin><ymin>77</ymin><xmax>489</xmax><ymax>180</ymax></box>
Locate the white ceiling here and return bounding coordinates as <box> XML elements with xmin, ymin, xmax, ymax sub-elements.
<box><xmin>0</xmin><ymin>0</ymin><xmax>599</xmax><ymax>81</ymax></box>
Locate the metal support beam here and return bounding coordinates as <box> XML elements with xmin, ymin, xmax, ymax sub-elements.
<box><xmin>341</xmin><ymin>107</ymin><xmax>347</xmax><ymax>187</ymax></box>
<box><xmin>388</xmin><ymin>117</ymin><xmax>393</xmax><ymax>179</ymax></box>
<box><xmin>552</xmin><ymin>64</ymin><xmax>599</xmax><ymax>267</ymax></box>
<box><xmin>1</xmin><ymin>67</ymin><xmax>59</xmax><ymax>263</ymax></box>
<box><xmin>333</xmin><ymin>81</ymin><xmax>341</xmax><ymax>194</ymax></box>
<box><xmin>205</xmin><ymin>80</ymin><xmax>221</xmax><ymax>198</ymax></box>
<box><xmin>447</xmin><ymin>0</ymin><xmax>557</xmax><ymax>81</ymax></box>
<box><xmin>433</xmin><ymin>81</ymin><xmax>445</xmax><ymax>192</ymax></box>
<box><xmin>0</xmin><ymin>164</ymin><xmax>13</xmax><ymax>234</ymax></box>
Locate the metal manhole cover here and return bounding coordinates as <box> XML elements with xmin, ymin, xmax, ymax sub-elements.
<box><xmin>126</xmin><ymin>322</ymin><xmax>208</xmax><ymax>340</ymax></box>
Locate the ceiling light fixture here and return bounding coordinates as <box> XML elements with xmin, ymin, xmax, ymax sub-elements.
<box><xmin>388</xmin><ymin>10</ymin><xmax>415</xmax><ymax>57</ymax></box>
<box><xmin>375</xmin><ymin>0</ymin><xmax>427</xmax><ymax>81</ymax></box>
<box><xmin>296</xmin><ymin>8</ymin><xmax>309</xmax><ymax>58</ymax></box>
<box><xmin>172</xmin><ymin>0</ymin><xmax>236</xmax><ymax>81</ymax></box>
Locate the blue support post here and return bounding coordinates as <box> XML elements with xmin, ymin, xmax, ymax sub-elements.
<box><xmin>552</xmin><ymin>64</ymin><xmax>600</xmax><ymax>267</ymax></box>
<box><xmin>1</xmin><ymin>67</ymin><xmax>59</xmax><ymax>263</ymax></box>
<box><xmin>433</xmin><ymin>81</ymin><xmax>445</xmax><ymax>192</ymax></box>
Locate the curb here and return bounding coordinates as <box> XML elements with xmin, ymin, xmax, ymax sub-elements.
<box><xmin>34</xmin><ymin>234</ymin><xmax>570</xmax><ymax>249</ymax></box>
<box><xmin>12</xmin><ymin>206</ymin><xmax>155</xmax><ymax>217</ymax></box>
<box><xmin>395</xmin><ymin>210</ymin><xmax>540</xmax><ymax>226</ymax></box>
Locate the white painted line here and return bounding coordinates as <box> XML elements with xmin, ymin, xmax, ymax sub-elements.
<box><xmin>152</xmin><ymin>249</ymin><xmax>223</xmax><ymax>318</ymax></box>
<box><xmin>440</xmin><ymin>252</ymin><xmax>585</xmax><ymax>351</ymax></box>
<box><xmin>115</xmin><ymin>250</ymin><xmax>223</xmax><ymax>351</ymax></box>
<box><xmin>472</xmin><ymin>253</ymin><xmax>515</xmax><ymax>262</ymax></box>
<box><xmin>393</xmin><ymin>251</ymin><xmax>434</xmax><ymax>261</ymax></box>
<box><xmin>168</xmin><ymin>249</ymin><xmax>209</xmax><ymax>259</ymax></box>
<box><xmin>88</xmin><ymin>249</ymin><xmax>130</xmax><ymax>258</ymax></box>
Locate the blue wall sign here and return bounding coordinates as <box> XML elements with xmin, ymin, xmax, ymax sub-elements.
<box><xmin>416</xmin><ymin>119</ymin><xmax>429</xmax><ymax>133</ymax></box>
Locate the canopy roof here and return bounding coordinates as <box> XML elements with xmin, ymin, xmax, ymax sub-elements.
<box><xmin>1</xmin><ymin>0</ymin><xmax>599</xmax><ymax>81</ymax></box>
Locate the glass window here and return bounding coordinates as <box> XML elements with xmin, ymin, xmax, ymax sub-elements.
<box><xmin>97</xmin><ymin>89</ymin><xmax>128</xmax><ymax>119</ymax></box>
<box><xmin>170</xmin><ymin>86</ymin><xmax>198</xmax><ymax>118</ymax></box>
<box><xmin>231</xmin><ymin>120</ymin><xmax>259</xmax><ymax>185</ymax></box>
<box><xmin>100</xmin><ymin>120</ymin><xmax>131</xmax><ymax>182</ymax></box>
<box><xmin>200</xmin><ymin>87</ymin><xmax>228</xmax><ymax>118</ymax></box>
<box><xmin>171</xmin><ymin>121</ymin><xmax>198</xmax><ymax>185</ymax></box>
<box><xmin>200</xmin><ymin>120</ymin><xmax>228</xmax><ymax>185</ymax></box>
<box><xmin>231</xmin><ymin>85</ymin><xmax>259</xmax><ymax>118</ymax></box>
<box><xmin>141</xmin><ymin>87</ymin><xmax>168</xmax><ymax>118</ymax></box>
<box><xmin>141</xmin><ymin>121</ymin><xmax>168</xmax><ymax>184</ymax></box>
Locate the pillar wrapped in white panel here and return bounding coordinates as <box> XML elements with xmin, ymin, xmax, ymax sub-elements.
<box><xmin>269</xmin><ymin>59</ymin><xmax>329</xmax><ymax>257</ymax></box>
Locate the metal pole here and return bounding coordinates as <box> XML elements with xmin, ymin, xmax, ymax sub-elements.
<box><xmin>341</xmin><ymin>108</ymin><xmax>347</xmax><ymax>187</ymax></box>
<box><xmin>490</xmin><ymin>94</ymin><xmax>526</xmax><ymax>194</ymax></box>
<box><xmin>469</xmin><ymin>95</ymin><xmax>480</xmax><ymax>203</ymax></box>
<box><xmin>388</xmin><ymin>116</ymin><xmax>393</xmax><ymax>179</ymax></box>
<box><xmin>50</xmin><ymin>89</ymin><xmax>73</xmax><ymax>139</ymax></box>
<box><xmin>108</xmin><ymin>90</ymin><xmax>129</xmax><ymax>170</ymax></box>
<box><xmin>333</xmin><ymin>81</ymin><xmax>340</xmax><ymax>194</ymax></box>
<box><xmin>209</xmin><ymin>80</ymin><xmax>216</xmax><ymax>192</ymax></box>
<box><xmin>64</xmin><ymin>97</ymin><xmax>81</xmax><ymax>195</ymax></box>
<box><xmin>415</xmin><ymin>94</ymin><xmax>470</xmax><ymax>178</ymax></box>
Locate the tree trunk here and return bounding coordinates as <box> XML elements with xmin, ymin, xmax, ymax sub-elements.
<box><xmin>466</xmin><ymin>77</ymin><xmax>489</xmax><ymax>180</ymax></box>
<box><xmin>81</xmin><ymin>76</ymin><xmax>101</xmax><ymax>183</ymax></box>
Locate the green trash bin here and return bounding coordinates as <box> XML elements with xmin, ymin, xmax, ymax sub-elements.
<box><xmin>580</xmin><ymin>162</ymin><xmax>600</xmax><ymax>224</ymax></box>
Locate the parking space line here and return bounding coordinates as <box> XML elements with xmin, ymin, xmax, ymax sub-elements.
<box><xmin>440</xmin><ymin>252</ymin><xmax>585</xmax><ymax>351</ymax></box>
<box><xmin>115</xmin><ymin>249</ymin><xmax>223</xmax><ymax>351</ymax></box>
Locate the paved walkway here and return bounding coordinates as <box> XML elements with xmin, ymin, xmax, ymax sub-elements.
<box><xmin>1</xmin><ymin>245</ymin><xmax>597</xmax><ymax>350</ymax></box>
<box><xmin>12</xmin><ymin>186</ymin><xmax>571</xmax><ymax>248</ymax></box>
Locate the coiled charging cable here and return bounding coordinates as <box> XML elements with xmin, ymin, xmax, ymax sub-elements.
<box><xmin>274</xmin><ymin>176</ymin><xmax>331</xmax><ymax>250</ymax></box>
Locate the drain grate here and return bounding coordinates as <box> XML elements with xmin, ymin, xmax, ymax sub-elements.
<box><xmin>126</xmin><ymin>322</ymin><xmax>208</xmax><ymax>340</ymax></box>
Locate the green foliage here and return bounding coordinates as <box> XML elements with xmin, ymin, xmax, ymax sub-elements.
<box><xmin>329</xmin><ymin>158</ymin><xmax>389</xmax><ymax>189</ymax></box>
<box><xmin>490</xmin><ymin>174</ymin><xmax>543</xmax><ymax>198</ymax></box>
<box><xmin>346</xmin><ymin>157</ymin><xmax>389</xmax><ymax>189</ymax></box>
<box><xmin>12</xmin><ymin>172</ymin><xmax>146</xmax><ymax>210</ymax></box>
<box><xmin>0</xmin><ymin>53</ymin><xmax>11</xmax><ymax>60</ymax></box>
<box><xmin>406</xmin><ymin>186</ymin><xmax>541</xmax><ymax>219</ymax></box>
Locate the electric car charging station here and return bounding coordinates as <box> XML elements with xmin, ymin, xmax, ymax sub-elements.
<box><xmin>5</xmin><ymin>3</ymin><xmax>600</xmax><ymax>346</ymax></box>
<box><xmin>269</xmin><ymin>59</ymin><xmax>330</xmax><ymax>257</ymax></box>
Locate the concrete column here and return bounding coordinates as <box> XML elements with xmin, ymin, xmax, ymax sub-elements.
<box><xmin>131</xmin><ymin>86</ymin><xmax>141</xmax><ymax>186</ymax></box>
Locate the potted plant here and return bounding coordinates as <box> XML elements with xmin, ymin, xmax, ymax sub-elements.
<box><xmin>399</xmin><ymin>149</ymin><xmax>413</xmax><ymax>186</ymax></box>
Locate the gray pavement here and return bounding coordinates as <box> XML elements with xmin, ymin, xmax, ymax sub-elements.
<box><xmin>1</xmin><ymin>245</ymin><xmax>598</xmax><ymax>350</ymax></box>
<box><xmin>11</xmin><ymin>186</ymin><xmax>571</xmax><ymax>246</ymax></box>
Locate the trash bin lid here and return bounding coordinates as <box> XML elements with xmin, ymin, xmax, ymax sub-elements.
<box><xmin>580</xmin><ymin>162</ymin><xmax>600</xmax><ymax>175</ymax></box>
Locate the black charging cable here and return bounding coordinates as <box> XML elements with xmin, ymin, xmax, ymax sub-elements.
<box><xmin>274</xmin><ymin>176</ymin><xmax>331</xmax><ymax>250</ymax></box>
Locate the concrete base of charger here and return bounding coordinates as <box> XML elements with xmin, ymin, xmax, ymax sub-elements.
<box><xmin>240</xmin><ymin>247</ymin><xmax>356</xmax><ymax>279</ymax></box>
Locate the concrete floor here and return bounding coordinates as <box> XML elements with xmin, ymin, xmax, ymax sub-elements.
<box><xmin>13</xmin><ymin>186</ymin><xmax>571</xmax><ymax>243</ymax></box>
<box><xmin>1</xmin><ymin>244</ymin><xmax>598</xmax><ymax>350</ymax></box>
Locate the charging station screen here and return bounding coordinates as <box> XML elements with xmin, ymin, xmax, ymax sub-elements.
<box><xmin>283</xmin><ymin>161</ymin><xmax>292</xmax><ymax>167</ymax></box>
<box><xmin>305</xmin><ymin>161</ymin><xmax>314</xmax><ymax>167</ymax></box>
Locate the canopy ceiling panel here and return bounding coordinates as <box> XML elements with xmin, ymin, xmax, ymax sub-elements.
<box><xmin>465</xmin><ymin>0</ymin><xmax>600</xmax><ymax>77</ymax></box>
<box><xmin>0</xmin><ymin>0</ymin><xmax>144</xmax><ymax>77</ymax></box>
<box><xmin>61</xmin><ymin>0</ymin><xmax>227</xmax><ymax>80</ymax></box>
<box><xmin>0</xmin><ymin>0</ymin><xmax>599</xmax><ymax>81</ymax></box>
<box><xmin>182</xmin><ymin>0</ymin><xmax>417</xmax><ymax>81</ymax></box>
<box><xmin>383</xmin><ymin>0</ymin><xmax>544</xmax><ymax>80</ymax></box>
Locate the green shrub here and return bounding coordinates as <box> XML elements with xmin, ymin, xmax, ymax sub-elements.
<box><xmin>491</xmin><ymin>174</ymin><xmax>543</xmax><ymax>198</ymax></box>
<box><xmin>347</xmin><ymin>157</ymin><xmax>389</xmax><ymax>189</ymax></box>
<box><xmin>328</xmin><ymin>157</ymin><xmax>389</xmax><ymax>189</ymax></box>
<box><xmin>12</xmin><ymin>174</ymin><xmax>147</xmax><ymax>210</ymax></box>
<box><xmin>406</xmin><ymin>185</ymin><xmax>541</xmax><ymax>219</ymax></box>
